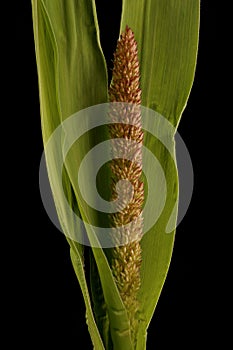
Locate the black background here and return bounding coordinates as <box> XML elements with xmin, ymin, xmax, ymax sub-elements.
<box><xmin>11</xmin><ymin>1</ymin><xmax>217</xmax><ymax>348</ymax></box>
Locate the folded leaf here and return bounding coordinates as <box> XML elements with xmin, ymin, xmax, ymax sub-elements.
<box><xmin>32</xmin><ymin>0</ymin><xmax>109</xmax><ymax>348</ymax></box>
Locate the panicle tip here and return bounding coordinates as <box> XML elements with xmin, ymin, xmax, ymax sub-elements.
<box><xmin>125</xmin><ymin>25</ymin><xmax>134</xmax><ymax>37</ymax></box>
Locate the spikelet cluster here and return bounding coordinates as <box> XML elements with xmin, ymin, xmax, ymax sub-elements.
<box><xmin>108</xmin><ymin>26</ymin><xmax>144</xmax><ymax>343</ymax></box>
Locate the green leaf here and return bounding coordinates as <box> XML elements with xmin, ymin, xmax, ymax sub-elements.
<box><xmin>120</xmin><ymin>0</ymin><xmax>200</xmax><ymax>128</ymax></box>
<box><xmin>118</xmin><ymin>0</ymin><xmax>200</xmax><ymax>343</ymax></box>
<box><xmin>70</xmin><ymin>242</ymin><xmax>105</xmax><ymax>350</ymax></box>
<box><xmin>31</xmin><ymin>0</ymin><xmax>109</xmax><ymax>348</ymax></box>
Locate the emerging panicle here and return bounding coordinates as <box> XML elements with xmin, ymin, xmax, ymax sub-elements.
<box><xmin>108</xmin><ymin>26</ymin><xmax>144</xmax><ymax>345</ymax></box>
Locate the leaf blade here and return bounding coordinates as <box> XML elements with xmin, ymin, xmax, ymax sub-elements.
<box><xmin>31</xmin><ymin>0</ymin><xmax>109</xmax><ymax>348</ymax></box>
<box><xmin>121</xmin><ymin>0</ymin><xmax>200</xmax><ymax>127</ymax></box>
<box><xmin>119</xmin><ymin>0</ymin><xmax>200</xmax><ymax>341</ymax></box>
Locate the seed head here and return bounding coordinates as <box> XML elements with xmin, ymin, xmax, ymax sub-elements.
<box><xmin>108</xmin><ymin>26</ymin><xmax>144</xmax><ymax>345</ymax></box>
